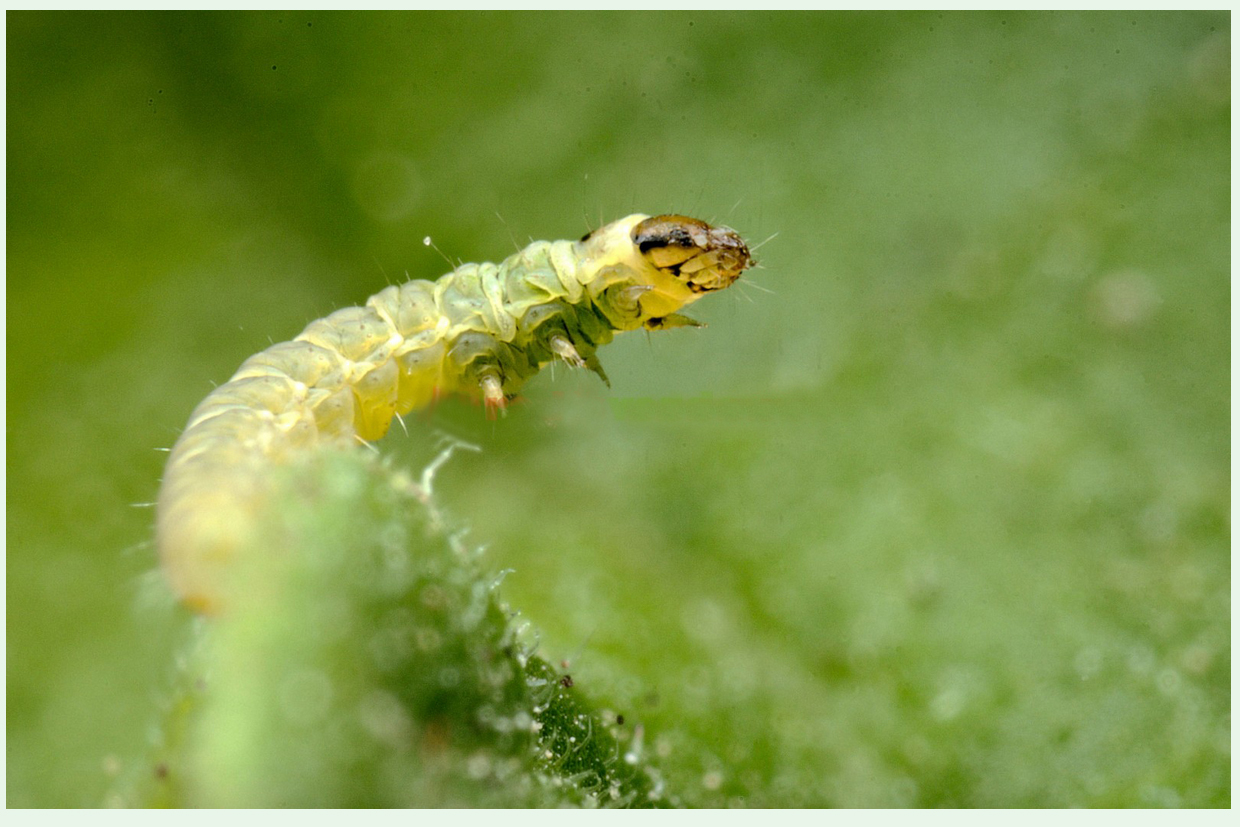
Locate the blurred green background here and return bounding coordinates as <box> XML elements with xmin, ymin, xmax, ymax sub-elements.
<box><xmin>6</xmin><ymin>11</ymin><xmax>1229</xmax><ymax>807</ymax></box>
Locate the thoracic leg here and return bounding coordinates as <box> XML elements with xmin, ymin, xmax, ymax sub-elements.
<box><xmin>549</xmin><ymin>335</ymin><xmax>586</xmax><ymax>368</ymax></box>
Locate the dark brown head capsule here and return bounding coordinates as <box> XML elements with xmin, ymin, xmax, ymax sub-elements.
<box><xmin>632</xmin><ymin>214</ymin><xmax>752</xmax><ymax>293</ymax></box>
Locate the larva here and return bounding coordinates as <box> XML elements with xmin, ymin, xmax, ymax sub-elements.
<box><xmin>157</xmin><ymin>214</ymin><xmax>752</xmax><ymax>612</ymax></box>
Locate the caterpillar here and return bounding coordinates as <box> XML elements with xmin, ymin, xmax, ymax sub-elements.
<box><xmin>157</xmin><ymin>214</ymin><xmax>752</xmax><ymax>612</ymax></box>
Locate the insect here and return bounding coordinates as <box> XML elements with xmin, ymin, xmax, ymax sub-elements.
<box><xmin>157</xmin><ymin>214</ymin><xmax>752</xmax><ymax>612</ymax></box>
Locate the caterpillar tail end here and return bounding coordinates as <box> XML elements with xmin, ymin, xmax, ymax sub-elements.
<box><xmin>157</xmin><ymin>485</ymin><xmax>261</xmax><ymax>615</ymax></box>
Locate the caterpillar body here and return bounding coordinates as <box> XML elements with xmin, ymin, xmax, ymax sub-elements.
<box><xmin>157</xmin><ymin>214</ymin><xmax>752</xmax><ymax>612</ymax></box>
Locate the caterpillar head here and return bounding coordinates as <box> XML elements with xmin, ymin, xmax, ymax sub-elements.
<box><xmin>633</xmin><ymin>214</ymin><xmax>752</xmax><ymax>294</ymax></box>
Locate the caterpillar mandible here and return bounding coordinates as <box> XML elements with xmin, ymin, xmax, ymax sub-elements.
<box><xmin>157</xmin><ymin>214</ymin><xmax>752</xmax><ymax>612</ymax></box>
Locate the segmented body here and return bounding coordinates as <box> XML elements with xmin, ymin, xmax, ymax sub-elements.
<box><xmin>157</xmin><ymin>214</ymin><xmax>751</xmax><ymax>612</ymax></box>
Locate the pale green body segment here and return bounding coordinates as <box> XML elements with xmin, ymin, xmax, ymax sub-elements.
<box><xmin>157</xmin><ymin>214</ymin><xmax>729</xmax><ymax>612</ymax></box>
